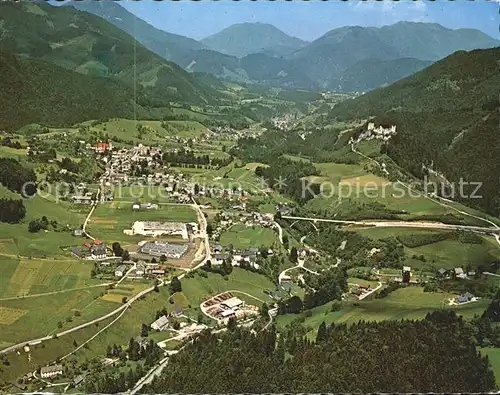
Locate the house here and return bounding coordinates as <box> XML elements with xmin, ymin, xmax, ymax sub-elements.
<box><xmin>40</xmin><ymin>364</ymin><xmax>63</xmax><ymax>379</ymax></box>
<box><xmin>140</xmin><ymin>241</ymin><xmax>189</xmax><ymax>259</ymax></box>
<box><xmin>90</xmin><ymin>243</ymin><xmax>107</xmax><ymax>260</ymax></box>
<box><xmin>71</xmin><ymin>247</ymin><xmax>82</xmax><ymax>258</ymax></box>
<box><xmin>280</xmin><ymin>282</ymin><xmax>293</xmax><ymax>293</ymax></box>
<box><xmin>454</xmin><ymin>267</ymin><xmax>467</xmax><ymax>279</ymax></box>
<box><xmin>214</xmin><ymin>244</ymin><xmax>223</xmax><ymax>252</ymax></box>
<box><xmin>172</xmin><ymin>307</ymin><xmax>183</xmax><ymax>317</ymax></box>
<box><xmin>437</xmin><ymin>268</ymin><xmax>448</xmax><ymax>276</ymax></box>
<box><xmin>96</xmin><ymin>142</ymin><xmax>112</xmax><ymax>153</ymax></box>
<box><xmin>115</xmin><ymin>265</ymin><xmax>127</xmax><ymax>277</ymax></box>
<box><xmin>132</xmin><ymin>203</ymin><xmax>140</xmax><ymax>210</ymax></box>
<box><xmin>151</xmin><ymin>315</ymin><xmax>169</xmax><ymax>331</ymax></box>
<box><xmin>72</xmin><ymin>375</ymin><xmax>84</xmax><ymax>387</ymax></box>
<box><xmin>221</xmin><ymin>297</ymin><xmax>245</xmax><ymax>310</ymax></box>
<box><xmin>135</xmin><ymin>263</ymin><xmax>146</xmax><ymax>277</ymax></box>
<box><xmin>72</xmin><ymin>229</ymin><xmax>84</xmax><ymax>237</ymax></box>
<box><xmin>71</xmin><ymin>195</ymin><xmax>93</xmax><ymax>205</ymax></box>
<box><xmin>456</xmin><ymin>292</ymin><xmax>475</xmax><ymax>304</ymax></box>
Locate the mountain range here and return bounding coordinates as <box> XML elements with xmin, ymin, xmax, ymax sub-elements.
<box><xmin>67</xmin><ymin>1</ymin><xmax>499</xmax><ymax>92</ymax></box>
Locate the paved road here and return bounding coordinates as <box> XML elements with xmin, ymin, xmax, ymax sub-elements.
<box><xmin>350</xmin><ymin>143</ymin><xmax>500</xmax><ymax>242</ymax></box>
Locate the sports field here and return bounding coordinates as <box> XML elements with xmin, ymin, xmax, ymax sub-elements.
<box><xmin>219</xmin><ymin>223</ymin><xmax>277</xmax><ymax>250</ymax></box>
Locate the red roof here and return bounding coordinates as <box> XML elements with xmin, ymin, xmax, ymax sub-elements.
<box><xmin>83</xmin><ymin>242</ymin><xmax>91</xmax><ymax>249</ymax></box>
<box><xmin>93</xmin><ymin>239</ymin><xmax>102</xmax><ymax>245</ymax></box>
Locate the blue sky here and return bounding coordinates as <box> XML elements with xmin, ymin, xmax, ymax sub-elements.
<box><xmin>119</xmin><ymin>0</ymin><xmax>499</xmax><ymax>41</ymax></box>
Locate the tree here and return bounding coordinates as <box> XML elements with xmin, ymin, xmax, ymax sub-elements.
<box><xmin>112</xmin><ymin>242</ymin><xmax>124</xmax><ymax>257</ymax></box>
<box><xmin>122</xmin><ymin>297</ymin><xmax>128</xmax><ymax>304</ymax></box>
<box><xmin>282</xmin><ymin>234</ymin><xmax>289</xmax><ymax>249</ymax></box>
<box><xmin>160</xmin><ymin>254</ymin><xmax>167</xmax><ymax>263</ymax></box>
<box><xmin>122</xmin><ymin>250</ymin><xmax>130</xmax><ymax>261</ymax></box>
<box><xmin>141</xmin><ymin>323</ymin><xmax>149</xmax><ymax>337</ymax></box>
<box><xmin>261</xmin><ymin>302</ymin><xmax>269</xmax><ymax>318</ymax></box>
<box><xmin>316</xmin><ymin>321</ymin><xmax>327</xmax><ymax>343</ymax></box>
<box><xmin>402</xmin><ymin>270</ymin><xmax>411</xmax><ymax>283</ymax></box>
<box><xmin>170</xmin><ymin>276</ymin><xmax>182</xmax><ymax>294</ymax></box>
<box><xmin>289</xmin><ymin>246</ymin><xmax>298</xmax><ymax>263</ymax></box>
<box><xmin>227</xmin><ymin>316</ymin><xmax>237</xmax><ymax>331</ymax></box>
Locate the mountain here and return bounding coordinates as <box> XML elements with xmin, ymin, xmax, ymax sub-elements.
<box><xmin>67</xmin><ymin>0</ymin><xmax>207</xmax><ymax>63</ymax></box>
<box><xmin>335</xmin><ymin>57</ymin><xmax>433</xmax><ymax>92</ymax></box>
<box><xmin>329</xmin><ymin>47</ymin><xmax>500</xmax><ymax>215</ymax></box>
<box><xmin>292</xmin><ymin>22</ymin><xmax>499</xmax><ymax>89</ymax></box>
<box><xmin>0</xmin><ymin>52</ymin><xmax>142</xmax><ymax>131</ymax></box>
<box><xmin>201</xmin><ymin>23</ymin><xmax>308</xmax><ymax>58</ymax></box>
<box><xmin>62</xmin><ymin>3</ymin><xmax>314</xmax><ymax>89</ymax></box>
<box><xmin>0</xmin><ymin>1</ymin><xmax>223</xmax><ymax>105</ymax></box>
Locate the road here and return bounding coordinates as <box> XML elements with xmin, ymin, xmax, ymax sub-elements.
<box><xmin>0</xmin><ymin>198</ymin><xmax>210</xmax><ymax>356</ymax></box>
<box><xmin>350</xmin><ymin>142</ymin><xmax>500</xmax><ymax>245</ymax></box>
<box><xmin>282</xmin><ymin>215</ymin><xmax>499</xmax><ymax>234</ymax></box>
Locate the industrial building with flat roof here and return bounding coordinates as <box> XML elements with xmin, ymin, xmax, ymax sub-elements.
<box><xmin>124</xmin><ymin>221</ymin><xmax>188</xmax><ymax>239</ymax></box>
<box><xmin>140</xmin><ymin>240</ymin><xmax>189</xmax><ymax>259</ymax></box>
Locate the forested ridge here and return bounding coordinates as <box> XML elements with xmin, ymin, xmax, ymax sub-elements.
<box><xmin>328</xmin><ymin>47</ymin><xmax>500</xmax><ymax>216</ymax></box>
<box><xmin>143</xmin><ymin>311</ymin><xmax>495</xmax><ymax>393</ymax></box>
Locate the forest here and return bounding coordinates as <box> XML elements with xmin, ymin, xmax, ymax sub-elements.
<box><xmin>142</xmin><ymin>311</ymin><xmax>495</xmax><ymax>393</ymax></box>
<box><xmin>0</xmin><ymin>158</ymin><xmax>37</xmax><ymax>196</ymax></box>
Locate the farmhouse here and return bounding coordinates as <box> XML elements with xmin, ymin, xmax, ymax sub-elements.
<box><xmin>40</xmin><ymin>364</ymin><xmax>63</xmax><ymax>379</ymax></box>
<box><xmin>124</xmin><ymin>221</ymin><xmax>189</xmax><ymax>239</ymax></box>
<box><xmin>221</xmin><ymin>297</ymin><xmax>245</xmax><ymax>310</ymax></box>
<box><xmin>71</xmin><ymin>195</ymin><xmax>93</xmax><ymax>205</ymax></box>
<box><xmin>151</xmin><ymin>315</ymin><xmax>169</xmax><ymax>331</ymax></box>
<box><xmin>140</xmin><ymin>240</ymin><xmax>189</xmax><ymax>259</ymax></box>
<box><xmin>90</xmin><ymin>240</ymin><xmax>107</xmax><ymax>259</ymax></box>
<box><xmin>115</xmin><ymin>265</ymin><xmax>127</xmax><ymax>277</ymax></box>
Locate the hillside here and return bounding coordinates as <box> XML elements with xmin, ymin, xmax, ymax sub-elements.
<box><xmin>334</xmin><ymin>57</ymin><xmax>432</xmax><ymax>92</ymax></box>
<box><xmin>329</xmin><ymin>47</ymin><xmax>500</xmax><ymax>215</ymax></box>
<box><xmin>202</xmin><ymin>22</ymin><xmax>307</xmax><ymax>58</ymax></box>
<box><xmin>0</xmin><ymin>52</ymin><xmax>143</xmax><ymax>131</ymax></box>
<box><xmin>0</xmin><ymin>2</ymin><xmax>223</xmax><ymax>105</ymax></box>
<box><xmin>292</xmin><ymin>22</ymin><xmax>499</xmax><ymax>89</ymax></box>
<box><xmin>67</xmin><ymin>0</ymin><xmax>207</xmax><ymax>62</ymax></box>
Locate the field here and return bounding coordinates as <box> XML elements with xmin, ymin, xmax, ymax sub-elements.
<box><xmin>0</xmin><ymin>188</ymin><xmax>88</xmax><ymax>259</ymax></box>
<box><xmin>180</xmin><ymin>268</ymin><xmax>275</xmax><ymax>308</ymax></box>
<box><xmin>219</xmin><ymin>223</ymin><xmax>278</xmax><ymax>250</ymax></box>
<box><xmin>0</xmin><ymin>259</ymin><xmax>104</xmax><ymax>298</ymax></box>
<box><xmin>353</xmin><ymin>227</ymin><xmax>500</xmax><ymax>270</ymax></box>
<box><xmin>88</xmin><ymin>118</ymin><xmax>208</xmax><ymax>146</ymax></box>
<box><xmin>276</xmin><ymin>287</ymin><xmax>490</xmax><ymax>335</ymax></box>
<box><xmin>305</xmin><ymin>162</ymin><xmax>488</xmax><ymax>223</ymax></box>
<box><xmin>0</xmin><ymin>268</ymin><xmax>276</xmax><ymax>384</ymax></box>
<box><xmin>0</xmin><ymin>287</ymin><xmax>117</xmax><ymax>346</ymax></box>
<box><xmin>85</xmin><ymin>202</ymin><xmax>197</xmax><ymax>245</ymax></box>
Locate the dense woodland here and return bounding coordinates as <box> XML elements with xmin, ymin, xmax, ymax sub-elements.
<box><xmin>328</xmin><ymin>48</ymin><xmax>500</xmax><ymax>216</ymax></box>
<box><xmin>0</xmin><ymin>158</ymin><xmax>36</xmax><ymax>196</ymax></box>
<box><xmin>143</xmin><ymin>311</ymin><xmax>495</xmax><ymax>393</ymax></box>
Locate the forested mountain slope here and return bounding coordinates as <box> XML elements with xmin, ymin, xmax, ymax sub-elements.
<box><xmin>329</xmin><ymin>47</ymin><xmax>500</xmax><ymax>215</ymax></box>
<box><xmin>0</xmin><ymin>52</ymin><xmax>145</xmax><ymax>131</ymax></box>
<box><xmin>0</xmin><ymin>1</ymin><xmax>224</xmax><ymax>105</ymax></box>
